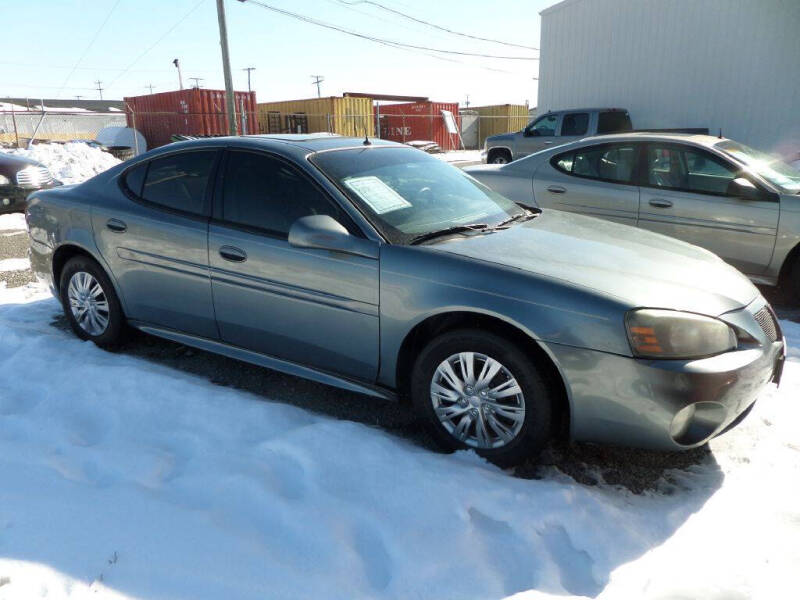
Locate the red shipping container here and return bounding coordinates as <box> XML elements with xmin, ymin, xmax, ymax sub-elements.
<box><xmin>124</xmin><ymin>88</ymin><xmax>257</xmax><ymax>149</ymax></box>
<box><xmin>375</xmin><ymin>101</ymin><xmax>460</xmax><ymax>150</ymax></box>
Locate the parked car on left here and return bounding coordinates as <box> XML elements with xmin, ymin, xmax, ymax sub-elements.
<box><xmin>25</xmin><ymin>135</ymin><xmax>785</xmax><ymax>466</ymax></box>
<box><xmin>0</xmin><ymin>152</ymin><xmax>60</xmax><ymax>213</ymax></box>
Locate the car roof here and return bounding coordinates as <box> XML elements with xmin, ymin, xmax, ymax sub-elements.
<box><xmin>540</xmin><ymin>107</ymin><xmax>629</xmax><ymax>114</ymax></box>
<box><xmin>152</xmin><ymin>134</ymin><xmax>400</xmax><ymax>158</ymax></box>
<box><xmin>577</xmin><ymin>132</ymin><xmax>726</xmax><ymax>147</ymax></box>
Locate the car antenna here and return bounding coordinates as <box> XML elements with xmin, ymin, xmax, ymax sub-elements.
<box><xmin>363</xmin><ymin>126</ymin><xmax>371</xmax><ymax>146</ymax></box>
<box><xmin>718</xmin><ymin>128</ymin><xmax>723</xmax><ymax>139</ymax></box>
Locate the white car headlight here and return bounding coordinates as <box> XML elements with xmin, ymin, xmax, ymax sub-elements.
<box><xmin>0</xmin><ymin>174</ymin><xmax>9</xmax><ymax>185</ymax></box>
<box><xmin>625</xmin><ymin>309</ymin><xmax>737</xmax><ymax>359</ymax></box>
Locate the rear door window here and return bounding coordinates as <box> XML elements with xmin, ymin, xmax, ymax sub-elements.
<box><xmin>141</xmin><ymin>150</ymin><xmax>217</xmax><ymax>215</ymax></box>
<box><xmin>553</xmin><ymin>143</ymin><xmax>638</xmax><ymax>184</ymax></box>
<box><xmin>122</xmin><ymin>162</ymin><xmax>147</xmax><ymax>197</ymax></box>
<box><xmin>561</xmin><ymin>112</ymin><xmax>589</xmax><ymax>136</ymax></box>
<box><xmin>597</xmin><ymin>111</ymin><xmax>632</xmax><ymax>134</ymax></box>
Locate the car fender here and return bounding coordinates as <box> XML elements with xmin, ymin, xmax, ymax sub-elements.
<box><xmin>377</xmin><ymin>244</ymin><xmax>632</xmax><ymax>389</ymax></box>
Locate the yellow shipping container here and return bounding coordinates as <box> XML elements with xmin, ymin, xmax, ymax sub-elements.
<box><xmin>257</xmin><ymin>96</ymin><xmax>374</xmax><ymax>137</ymax></box>
<box><xmin>473</xmin><ymin>104</ymin><xmax>530</xmax><ymax>147</ymax></box>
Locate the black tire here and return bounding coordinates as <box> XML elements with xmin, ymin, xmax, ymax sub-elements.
<box><xmin>59</xmin><ymin>256</ymin><xmax>127</xmax><ymax>348</ymax></box>
<box><xmin>411</xmin><ymin>329</ymin><xmax>553</xmax><ymax>468</ymax></box>
<box><xmin>488</xmin><ymin>149</ymin><xmax>511</xmax><ymax>165</ymax></box>
<box><xmin>785</xmin><ymin>256</ymin><xmax>800</xmax><ymax>304</ymax></box>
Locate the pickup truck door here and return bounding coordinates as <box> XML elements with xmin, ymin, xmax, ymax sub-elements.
<box><xmin>532</xmin><ymin>141</ymin><xmax>640</xmax><ymax>225</ymax></box>
<box><xmin>636</xmin><ymin>143</ymin><xmax>779</xmax><ymax>275</ymax></box>
<box><xmin>515</xmin><ymin>114</ymin><xmax>561</xmax><ymax>159</ymax></box>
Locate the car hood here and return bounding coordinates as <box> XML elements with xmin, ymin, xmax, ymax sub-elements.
<box><xmin>486</xmin><ymin>132</ymin><xmax>516</xmax><ymax>144</ymax></box>
<box><xmin>0</xmin><ymin>152</ymin><xmax>44</xmax><ymax>177</ymax></box>
<box><xmin>428</xmin><ymin>210</ymin><xmax>758</xmax><ymax>316</ymax></box>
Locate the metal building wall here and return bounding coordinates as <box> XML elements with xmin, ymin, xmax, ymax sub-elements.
<box><xmin>538</xmin><ymin>0</ymin><xmax>800</xmax><ymax>157</ymax></box>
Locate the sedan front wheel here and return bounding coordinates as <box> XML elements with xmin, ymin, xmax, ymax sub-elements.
<box><xmin>411</xmin><ymin>329</ymin><xmax>553</xmax><ymax>467</ymax></box>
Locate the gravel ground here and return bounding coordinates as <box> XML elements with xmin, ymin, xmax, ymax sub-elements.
<box><xmin>3</xmin><ymin>214</ymin><xmax>797</xmax><ymax>493</ymax></box>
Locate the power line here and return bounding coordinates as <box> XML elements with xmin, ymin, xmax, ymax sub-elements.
<box><xmin>54</xmin><ymin>0</ymin><xmax>123</xmax><ymax>98</ymax></box>
<box><xmin>105</xmin><ymin>0</ymin><xmax>207</xmax><ymax>91</ymax></box>
<box><xmin>236</xmin><ymin>0</ymin><xmax>538</xmax><ymax>61</ymax></box>
<box><xmin>335</xmin><ymin>0</ymin><xmax>538</xmax><ymax>51</ymax></box>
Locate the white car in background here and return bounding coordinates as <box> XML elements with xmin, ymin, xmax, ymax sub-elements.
<box><xmin>466</xmin><ymin>133</ymin><xmax>800</xmax><ymax>300</ymax></box>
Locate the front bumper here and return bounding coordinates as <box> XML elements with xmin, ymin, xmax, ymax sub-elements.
<box><xmin>543</xmin><ymin>297</ymin><xmax>786</xmax><ymax>450</ymax></box>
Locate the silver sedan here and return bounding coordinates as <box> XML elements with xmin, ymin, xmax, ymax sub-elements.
<box><xmin>465</xmin><ymin>133</ymin><xmax>800</xmax><ymax>301</ymax></box>
<box><xmin>27</xmin><ymin>135</ymin><xmax>786</xmax><ymax>466</ymax></box>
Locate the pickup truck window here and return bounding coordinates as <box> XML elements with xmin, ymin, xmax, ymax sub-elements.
<box><xmin>561</xmin><ymin>113</ymin><xmax>589</xmax><ymax>136</ymax></box>
<box><xmin>597</xmin><ymin>111</ymin><xmax>633</xmax><ymax>135</ymax></box>
<box><xmin>528</xmin><ymin>115</ymin><xmax>558</xmax><ymax>137</ymax></box>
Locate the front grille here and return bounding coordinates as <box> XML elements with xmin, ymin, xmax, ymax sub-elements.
<box><xmin>15</xmin><ymin>166</ymin><xmax>54</xmax><ymax>187</ymax></box>
<box><xmin>754</xmin><ymin>305</ymin><xmax>781</xmax><ymax>342</ymax></box>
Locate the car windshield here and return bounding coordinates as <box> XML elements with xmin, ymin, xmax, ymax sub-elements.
<box><xmin>310</xmin><ymin>146</ymin><xmax>525</xmax><ymax>244</ymax></box>
<box><xmin>715</xmin><ymin>140</ymin><xmax>800</xmax><ymax>193</ymax></box>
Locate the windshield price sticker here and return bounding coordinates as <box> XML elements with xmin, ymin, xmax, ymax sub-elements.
<box><xmin>343</xmin><ymin>176</ymin><xmax>412</xmax><ymax>214</ymax></box>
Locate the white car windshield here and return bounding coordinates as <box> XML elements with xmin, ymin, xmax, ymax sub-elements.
<box><xmin>715</xmin><ymin>140</ymin><xmax>800</xmax><ymax>193</ymax></box>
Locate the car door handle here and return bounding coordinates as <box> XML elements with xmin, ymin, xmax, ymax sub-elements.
<box><xmin>543</xmin><ymin>141</ymin><xmax>554</xmax><ymax>145</ymax></box>
<box><xmin>649</xmin><ymin>198</ymin><xmax>673</xmax><ymax>208</ymax></box>
<box><xmin>219</xmin><ymin>246</ymin><xmax>247</xmax><ymax>263</ymax></box>
<box><xmin>547</xmin><ymin>185</ymin><xmax>567</xmax><ymax>194</ymax></box>
<box><xmin>106</xmin><ymin>218</ymin><xmax>127</xmax><ymax>233</ymax></box>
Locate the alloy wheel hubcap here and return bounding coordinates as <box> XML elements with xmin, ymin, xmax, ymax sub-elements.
<box><xmin>430</xmin><ymin>352</ymin><xmax>525</xmax><ymax>449</ymax></box>
<box><xmin>67</xmin><ymin>271</ymin><xmax>110</xmax><ymax>336</ymax></box>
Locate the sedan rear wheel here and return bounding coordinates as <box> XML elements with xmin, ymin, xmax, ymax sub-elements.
<box><xmin>412</xmin><ymin>329</ymin><xmax>553</xmax><ymax>467</ymax></box>
<box><xmin>59</xmin><ymin>256</ymin><xmax>126</xmax><ymax>347</ymax></box>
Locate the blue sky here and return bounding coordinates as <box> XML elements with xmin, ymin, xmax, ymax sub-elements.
<box><xmin>2</xmin><ymin>0</ymin><xmax>555</xmax><ymax>107</ymax></box>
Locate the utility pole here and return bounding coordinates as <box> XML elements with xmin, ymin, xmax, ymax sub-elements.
<box><xmin>242</xmin><ymin>67</ymin><xmax>255</xmax><ymax>92</ymax></box>
<box><xmin>189</xmin><ymin>77</ymin><xmax>204</xmax><ymax>89</ymax></box>
<box><xmin>311</xmin><ymin>74</ymin><xmax>324</xmax><ymax>98</ymax></box>
<box><xmin>173</xmin><ymin>58</ymin><xmax>184</xmax><ymax>90</ymax></box>
<box><xmin>216</xmin><ymin>0</ymin><xmax>238</xmax><ymax>135</ymax></box>
<box><xmin>94</xmin><ymin>80</ymin><xmax>104</xmax><ymax>100</ymax></box>
<box><xmin>146</xmin><ymin>83</ymin><xmax>155</xmax><ymax>94</ymax></box>
<box><xmin>75</xmin><ymin>95</ymin><xmax>83</xmax><ymax>100</ymax></box>
<box><xmin>465</xmin><ymin>94</ymin><xmax>470</xmax><ymax>108</ymax></box>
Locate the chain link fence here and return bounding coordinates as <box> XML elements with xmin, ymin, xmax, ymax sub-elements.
<box><xmin>1</xmin><ymin>109</ymin><xmax>533</xmax><ymax>152</ymax></box>
<box><xmin>0</xmin><ymin>110</ymin><xmax>127</xmax><ymax>148</ymax></box>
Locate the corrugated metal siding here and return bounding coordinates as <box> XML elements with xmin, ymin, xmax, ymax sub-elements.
<box><xmin>256</xmin><ymin>97</ymin><xmax>374</xmax><ymax>136</ymax></box>
<box><xmin>376</xmin><ymin>101</ymin><xmax>460</xmax><ymax>149</ymax></box>
<box><xmin>538</xmin><ymin>0</ymin><xmax>800</xmax><ymax>156</ymax></box>
<box><xmin>472</xmin><ymin>104</ymin><xmax>530</xmax><ymax>147</ymax></box>
<box><xmin>124</xmin><ymin>89</ymin><xmax>257</xmax><ymax>148</ymax></box>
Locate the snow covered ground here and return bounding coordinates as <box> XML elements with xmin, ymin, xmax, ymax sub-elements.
<box><xmin>0</xmin><ymin>274</ymin><xmax>797</xmax><ymax>599</ymax></box>
<box><xmin>7</xmin><ymin>142</ymin><xmax>121</xmax><ymax>185</ymax></box>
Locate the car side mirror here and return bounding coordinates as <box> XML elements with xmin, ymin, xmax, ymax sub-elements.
<box><xmin>288</xmin><ymin>215</ymin><xmax>378</xmax><ymax>259</ymax></box>
<box><xmin>727</xmin><ymin>177</ymin><xmax>768</xmax><ymax>201</ymax></box>
<box><xmin>523</xmin><ymin>128</ymin><xmax>538</xmax><ymax>137</ymax></box>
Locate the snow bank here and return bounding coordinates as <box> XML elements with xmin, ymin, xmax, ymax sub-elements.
<box><xmin>0</xmin><ymin>213</ymin><xmax>26</xmax><ymax>231</ymax></box>
<box><xmin>0</xmin><ymin>281</ymin><xmax>797</xmax><ymax>599</ymax></box>
<box><xmin>9</xmin><ymin>142</ymin><xmax>121</xmax><ymax>185</ymax></box>
<box><xmin>0</xmin><ymin>257</ymin><xmax>30</xmax><ymax>271</ymax></box>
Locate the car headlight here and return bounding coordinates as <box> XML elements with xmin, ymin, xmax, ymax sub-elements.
<box><xmin>625</xmin><ymin>309</ymin><xmax>737</xmax><ymax>359</ymax></box>
<box><xmin>0</xmin><ymin>174</ymin><xmax>9</xmax><ymax>185</ymax></box>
